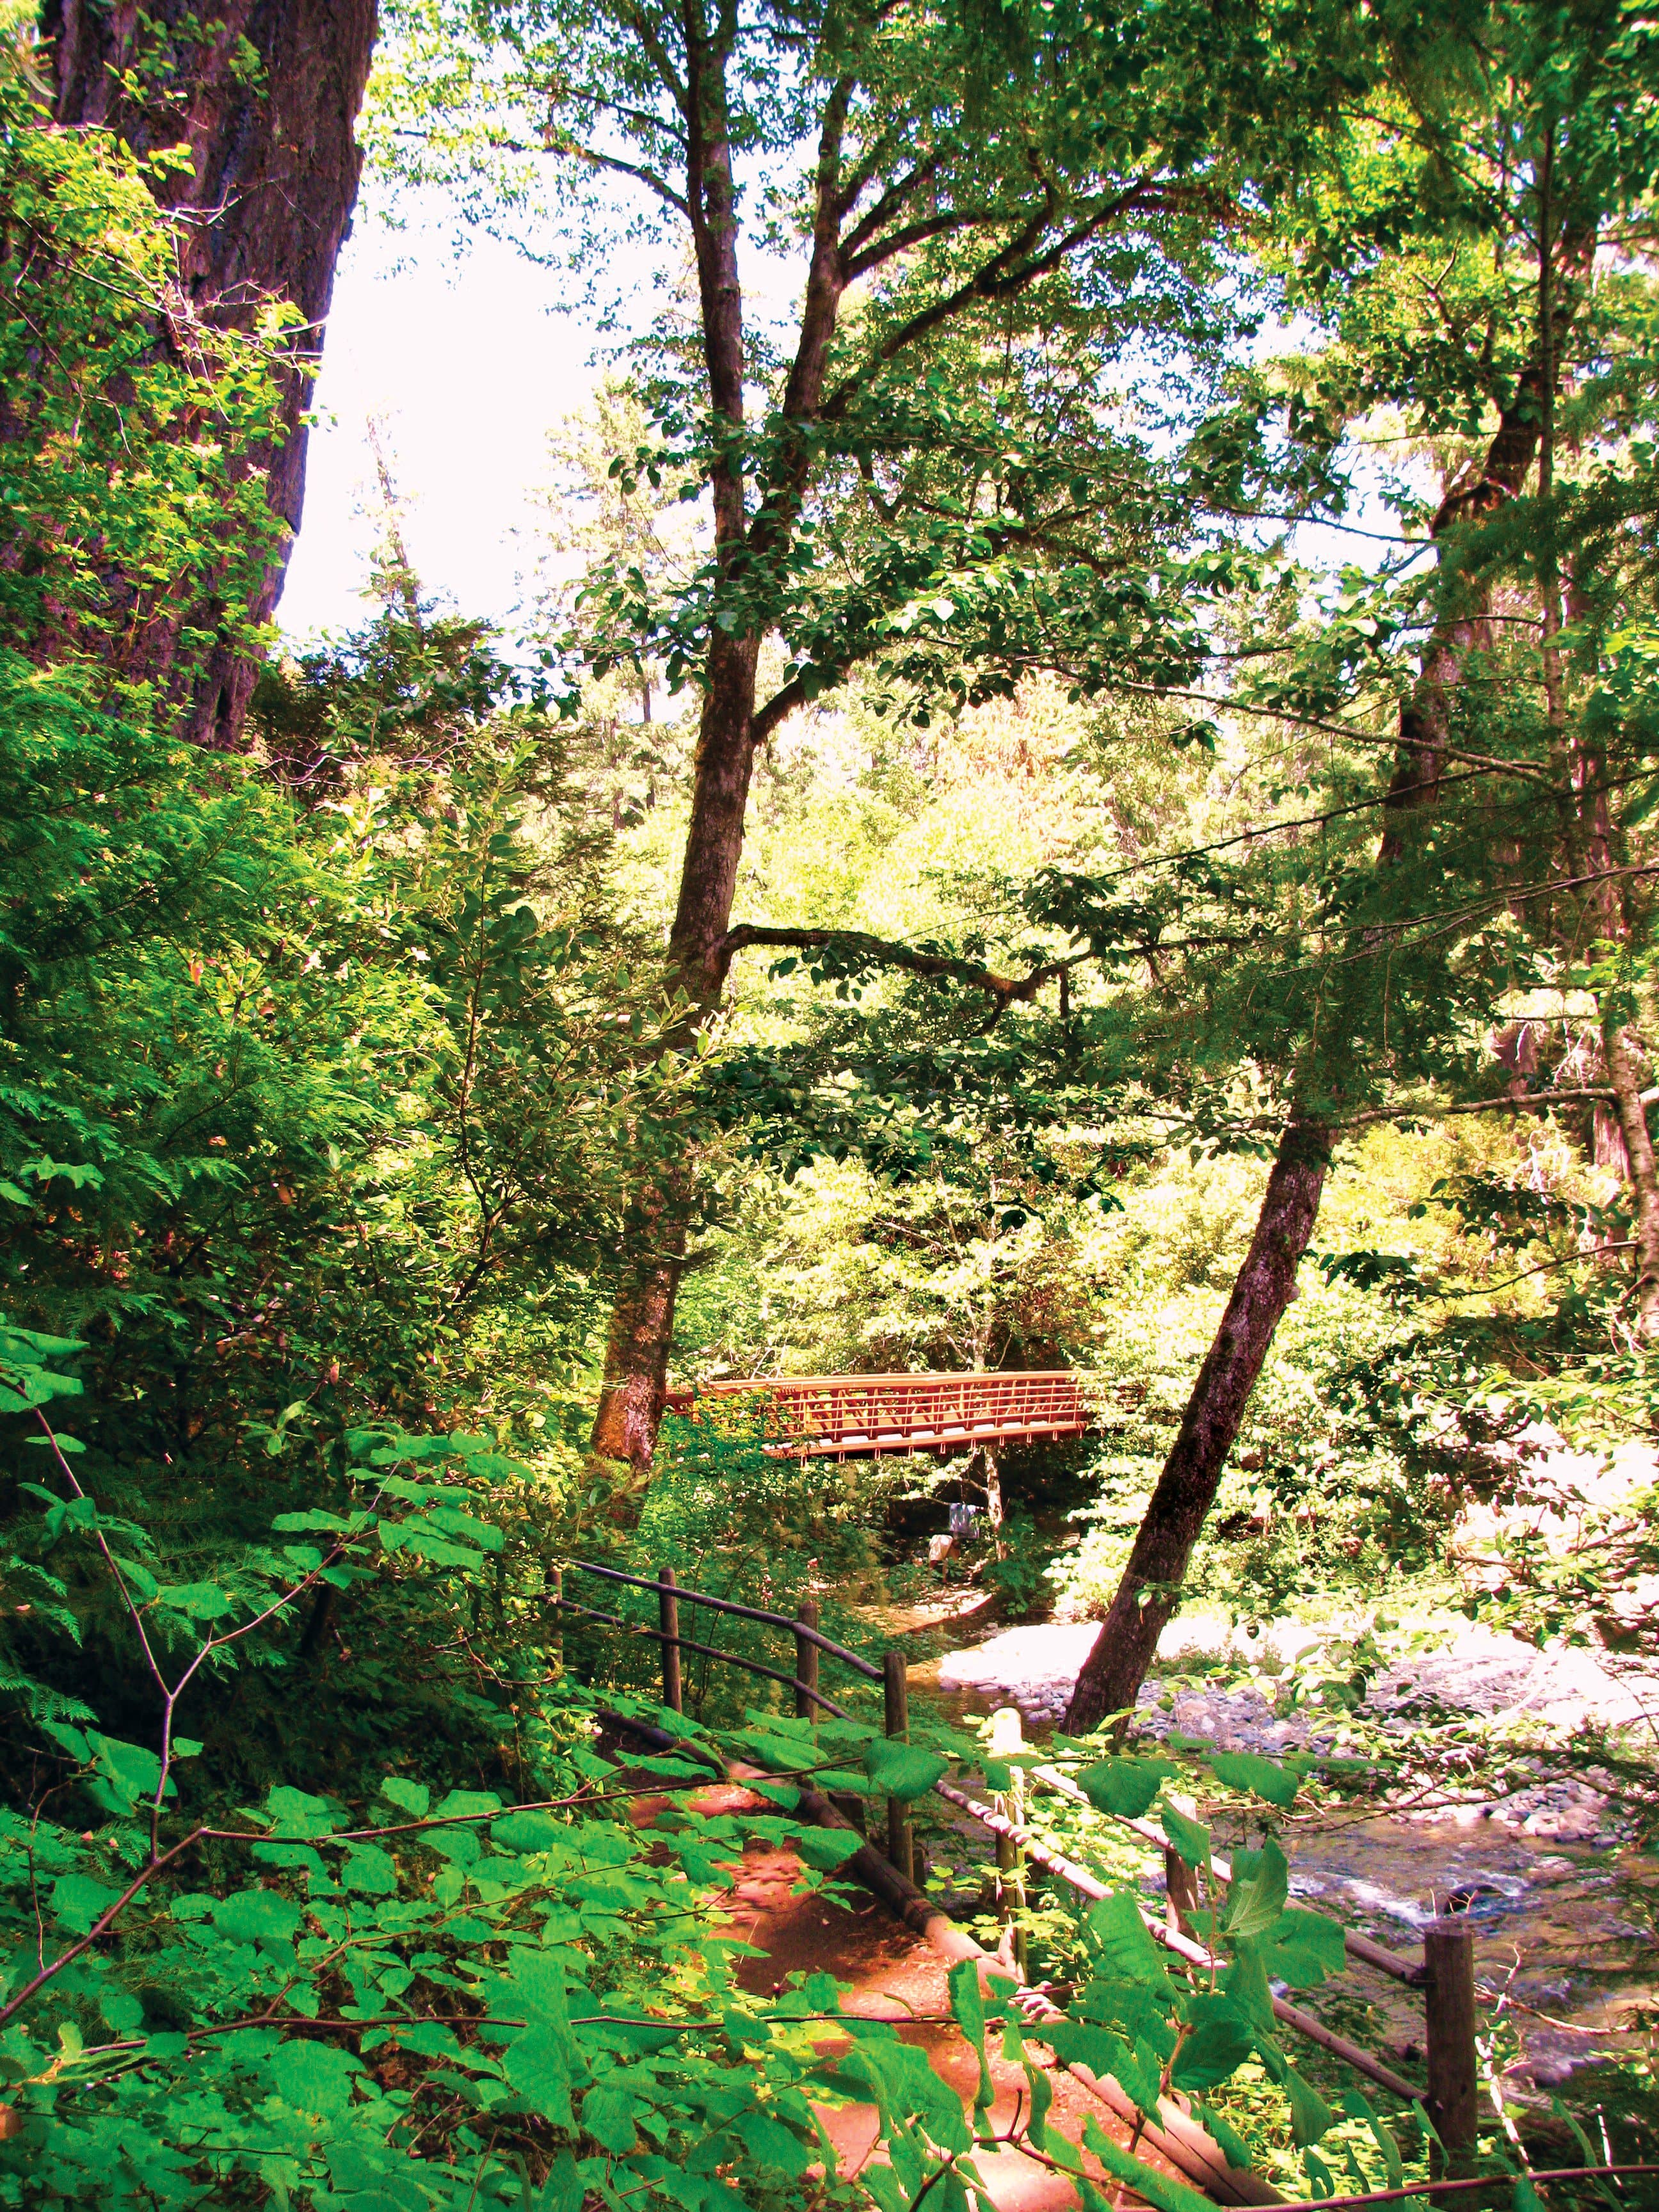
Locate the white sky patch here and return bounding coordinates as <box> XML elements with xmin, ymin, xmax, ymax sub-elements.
<box><xmin>279</xmin><ymin>214</ymin><xmax>619</xmax><ymax>641</ymax></box>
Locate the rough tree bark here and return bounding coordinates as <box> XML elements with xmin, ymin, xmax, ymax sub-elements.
<box><xmin>43</xmin><ymin>0</ymin><xmax>379</xmax><ymax>746</ymax></box>
<box><xmin>588</xmin><ymin>42</ymin><xmax>767</xmax><ymax>1472</ymax></box>
<box><xmin>1062</xmin><ymin>377</ymin><xmax>1550</xmax><ymax>1735</ymax></box>
<box><xmin>1063</xmin><ymin>1121</ymin><xmax>1332</xmax><ymax>1730</ymax></box>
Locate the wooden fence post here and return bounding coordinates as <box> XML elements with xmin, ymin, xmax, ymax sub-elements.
<box><xmin>547</xmin><ymin>1568</ymin><xmax>563</xmax><ymax>1672</ymax></box>
<box><xmin>988</xmin><ymin>1706</ymin><xmax>1028</xmax><ymax>1976</ymax></box>
<box><xmin>883</xmin><ymin>1649</ymin><xmax>913</xmax><ymax>1883</ymax></box>
<box><xmin>795</xmin><ymin>1601</ymin><xmax>820</xmax><ymax>1723</ymax></box>
<box><xmin>658</xmin><ymin>1566</ymin><xmax>683</xmax><ymax>1714</ymax></box>
<box><xmin>1423</xmin><ymin>1916</ymin><xmax>1478</xmax><ymax>2170</ymax></box>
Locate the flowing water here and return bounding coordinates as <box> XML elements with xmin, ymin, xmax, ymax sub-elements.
<box><xmin>902</xmin><ymin>1614</ymin><xmax>1659</xmax><ymax>2097</ymax></box>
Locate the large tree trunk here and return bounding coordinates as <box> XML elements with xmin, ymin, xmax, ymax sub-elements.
<box><xmin>588</xmin><ymin>641</ymin><xmax>761</xmax><ymax>1477</ymax></box>
<box><xmin>1062</xmin><ymin>1121</ymin><xmax>1331</xmax><ymax>1733</ymax></box>
<box><xmin>586</xmin><ymin>16</ymin><xmax>834</xmax><ymax>1486</ymax></box>
<box><xmin>44</xmin><ymin>0</ymin><xmax>378</xmax><ymax>746</ymax></box>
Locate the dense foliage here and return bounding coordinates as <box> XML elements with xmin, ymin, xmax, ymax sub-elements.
<box><xmin>10</xmin><ymin>2</ymin><xmax>1659</xmax><ymax>2207</ymax></box>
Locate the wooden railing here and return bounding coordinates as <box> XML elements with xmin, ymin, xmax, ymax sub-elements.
<box><xmin>678</xmin><ymin>1370</ymin><xmax>1095</xmax><ymax>1458</ymax></box>
<box><xmin>557</xmin><ymin>1555</ymin><xmax>1486</xmax><ymax>2188</ymax></box>
<box><xmin>943</xmin><ymin>1711</ymin><xmax>1483</xmax><ymax>2162</ymax></box>
<box><xmin>547</xmin><ymin>1559</ymin><xmax>920</xmax><ymax>1872</ymax></box>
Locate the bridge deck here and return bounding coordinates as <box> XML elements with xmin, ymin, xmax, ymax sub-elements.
<box><xmin>671</xmin><ymin>1371</ymin><xmax>1093</xmax><ymax>1458</ymax></box>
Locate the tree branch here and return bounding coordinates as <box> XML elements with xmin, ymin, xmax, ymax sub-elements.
<box><xmin>721</xmin><ymin>922</ymin><xmax>1077</xmax><ymax>1007</ymax></box>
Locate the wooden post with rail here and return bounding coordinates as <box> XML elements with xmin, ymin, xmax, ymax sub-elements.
<box><xmin>883</xmin><ymin>1649</ymin><xmax>913</xmax><ymax>1883</ymax></box>
<box><xmin>658</xmin><ymin>1566</ymin><xmax>683</xmax><ymax>1715</ymax></box>
<box><xmin>795</xmin><ymin>1601</ymin><xmax>820</xmax><ymax>1722</ymax></box>
<box><xmin>1423</xmin><ymin>1916</ymin><xmax>1479</xmax><ymax>2170</ymax></box>
<box><xmin>987</xmin><ymin>1706</ymin><xmax>1028</xmax><ymax>1976</ymax></box>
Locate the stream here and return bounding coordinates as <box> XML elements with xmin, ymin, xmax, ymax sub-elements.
<box><xmin>902</xmin><ymin>1610</ymin><xmax>1659</xmax><ymax>2099</ymax></box>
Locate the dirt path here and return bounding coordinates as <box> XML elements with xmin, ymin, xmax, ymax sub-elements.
<box><xmin>660</xmin><ymin>1777</ymin><xmax>1192</xmax><ymax>2209</ymax></box>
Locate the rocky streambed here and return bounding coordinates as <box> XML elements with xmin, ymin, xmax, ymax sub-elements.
<box><xmin>910</xmin><ymin>1613</ymin><xmax>1659</xmax><ymax>2094</ymax></box>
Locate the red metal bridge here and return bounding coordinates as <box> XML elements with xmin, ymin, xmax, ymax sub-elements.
<box><xmin>668</xmin><ymin>1370</ymin><xmax>1094</xmax><ymax>1459</ymax></box>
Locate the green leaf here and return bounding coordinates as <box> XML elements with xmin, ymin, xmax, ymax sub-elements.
<box><xmin>733</xmin><ymin>2109</ymin><xmax>812</xmax><ymax>2177</ymax></box>
<box><xmin>264</xmin><ymin>1785</ymin><xmax>341</xmax><ymax>1838</ymax></box>
<box><xmin>157</xmin><ymin>1580</ymin><xmax>237</xmax><ymax>1622</ymax></box>
<box><xmin>210</xmin><ymin>1889</ymin><xmax>303</xmax><ymax>1946</ymax></box>
<box><xmin>1160</xmin><ymin>1801</ymin><xmax>1210</xmax><ymax>1868</ymax></box>
<box><xmin>1260</xmin><ymin>1908</ymin><xmax>1346</xmax><ymax>1988</ymax></box>
<box><xmin>1192</xmin><ymin>2101</ymin><xmax>1254</xmax><ymax>2172</ymax></box>
<box><xmin>1221</xmin><ymin>1841</ymin><xmax>1290</xmax><ymax>1939</ymax></box>
<box><xmin>1341</xmin><ymin>2089</ymin><xmax>1404</xmax><ymax>2187</ymax></box>
<box><xmin>1285</xmin><ymin>2062</ymin><xmax>1335</xmax><ymax>2147</ymax></box>
<box><xmin>50</xmin><ymin>1873</ymin><xmax>119</xmax><ymax>1933</ymax></box>
<box><xmin>1206</xmin><ymin>1749</ymin><xmax>1299</xmax><ymax>1808</ymax></box>
<box><xmin>537</xmin><ymin>2152</ymin><xmax>583</xmax><ymax>2212</ymax></box>
<box><xmin>793</xmin><ymin>1825</ymin><xmax>864</xmax><ymax>1872</ymax></box>
<box><xmin>379</xmin><ymin>1775</ymin><xmax>431</xmax><ymax>1816</ymax></box>
<box><xmin>1084</xmin><ymin>1891</ymin><xmax>1170</xmax><ymax>1987</ymax></box>
<box><xmin>504</xmin><ymin>2028</ymin><xmax>575</xmax><ymax>2127</ymax></box>
<box><xmin>1078</xmin><ymin>1756</ymin><xmax>1172</xmax><ymax>1820</ymax></box>
<box><xmin>268</xmin><ymin>2039</ymin><xmax>361</xmax><ymax>2115</ymax></box>
<box><xmin>862</xmin><ymin>1737</ymin><xmax>949</xmax><ymax>1802</ymax></box>
<box><xmin>949</xmin><ymin>1958</ymin><xmax>993</xmax><ymax>2110</ymax></box>
<box><xmin>1082</xmin><ymin>2116</ymin><xmax>1217</xmax><ymax>2212</ymax></box>
<box><xmin>1170</xmin><ymin>2000</ymin><xmax>1254</xmax><ymax>2092</ymax></box>
<box><xmin>582</xmin><ymin>2083</ymin><xmax>639</xmax><ymax>2153</ymax></box>
<box><xmin>342</xmin><ymin>1845</ymin><xmax>400</xmax><ymax>1895</ymax></box>
<box><xmin>493</xmin><ymin>1809</ymin><xmax>569</xmax><ymax>1853</ymax></box>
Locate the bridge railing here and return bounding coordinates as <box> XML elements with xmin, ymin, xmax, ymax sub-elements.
<box><xmin>683</xmin><ymin>1370</ymin><xmax>1094</xmax><ymax>1457</ymax></box>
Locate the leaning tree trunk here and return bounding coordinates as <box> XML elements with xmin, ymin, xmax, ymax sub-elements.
<box><xmin>1062</xmin><ymin>372</ymin><xmax>1551</xmax><ymax>1733</ymax></box>
<box><xmin>1062</xmin><ymin>1121</ymin><xmax>1331</xmax><ymax>1732</ymax></box>
<box><xmin>44</xmin><ymin>0</ymin><xmax>378</xmax><ymax>747</ymax></box>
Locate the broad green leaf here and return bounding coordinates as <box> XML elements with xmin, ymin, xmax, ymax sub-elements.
<box><xmin>1082</xmin><ymin>2116</ymin><xmax>1217</xmax><ymax>2212</ymax></box>
<box><xmin>1221</xmin><ymin>1840</ymin><xmax>1290</xmax><ymax>1939</ymax></box>
<box><xmin>1206</xmin><ymin>1749</ymin><xmax>1299</xmax><ymax>1808</ymax></box>
<box><xmin>50</xmin><ymin>1873</ymin><xmax>118</xmax><ymax>1934</ymax></box>
<box><xmin>793</xmin><ymin>1825</ymin><xmax>864</xmax><ymax>1872</ymax></box>
<box><xmin>156</xmin><ymin>1580</ymin><xmax>237</xmax><ymax>1622</ymax></box>
<box><xmin>504</xmin><ymin>2028</ymin><xmax>575</xmax><ymax>2126</ymax></box>
<box><xmin>1078</xmin><ymin>1756</ymin><xmax>1172</xmax><ymax>1820</ymax></box>
<box><xmin>1284</xmin><ymin>2061</ymin><xmax>1335</xmax><ymax>2147</ymax></box>
<box><xmin>538</xmin><ymin>2152</ymin><xmax>583</xmax><ymax>2212</ymax></box>
<box><xmin>1159</xmin><ymin>1801</ymin><xmax>1210</xmax><ymax>1868</ymax></box>
<box><xmin>733</xmin><ymin>2108</ymin><xmax>812</xmax><ymax>2177</ymax></box>
<box><xmin>493</xmin><ymin>1809</ymin><xmax>569</xmax><ymax>1853</ymax></box>
<box><xmin>210</xmin><ymin>1889</ymin><xmax>302</xmax><ymax>1946</ymax></box>
<box><xmin>1169</xmin><ymin>1999</ymin><xmax>1254</xmax><ymax>2092</ymax></box>
<box><xmin>948</xmin><ymin>1958</ymin><xmax>993</xmax><ymax>2110</ymax></box>
<box><xmin>1084</xmin><ymin>1891</ymin><xmax>1171</xmax><ymax>1988</ymax></box>
<box><xmin>1341</xmin><ymin>2088</ymin><xmax>1404</xmax><ymax>2187</ymax></box>
<box><xmin>378</xmin><ymin>1775</ymin><xmax>431</xmax><ymax>1816</ymax></box>
<box><xmin>1193</xmin><ymin>2101</ymin><xmax>1255</xmax><ymax>2172</ymax></box>
<box><xmin>582</xmin><ymin>2083</ymin><xmax>639</xmax><ymax>2153</ymax></box>
<box><xmin>268</xmin><ymin>2039</ymin><xmax>360</xmax><ymax>2115</ymax></box>
<box><xmin>1260</xmin><ymin>1908</ymin><xmax>1346</xmax><ymax>1988</ymax></box>
<box><xmin>342</xmin><ymin>1845</ymin><xmax>399</xmax><ymax>1895</ymax></box>
<box><xmin>862</xmin><ymin>1737</ymin><xmax>949</xmax><ymax>1802</ymax></box>
<box><xmin>264</xmin><ymin>1785</ymin><xmax>341</xmax><ymax>1838</ymax></box>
